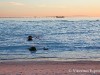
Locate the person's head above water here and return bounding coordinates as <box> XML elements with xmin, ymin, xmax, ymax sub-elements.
<box><xmin>28</xmin><ymin>36</ymin><xmax>33</xmax><ymax>41</ymax></box>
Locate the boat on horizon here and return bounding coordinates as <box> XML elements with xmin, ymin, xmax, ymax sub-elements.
<box><xmin>56</xmin><ymin>16</ymin><xmax>65</xmax><ymax>18</ymax></box>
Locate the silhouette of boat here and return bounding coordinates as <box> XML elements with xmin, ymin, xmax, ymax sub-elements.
<box><xmin>56</xmin><ymin>16</ymin><xmax>64</xmax><ymax>18</ymax></box>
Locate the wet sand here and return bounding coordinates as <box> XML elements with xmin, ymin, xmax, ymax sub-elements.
<box><xmin>0</xmin><ymin>61</ymin><xmax>100</xmax><ymax>75</ymax></box>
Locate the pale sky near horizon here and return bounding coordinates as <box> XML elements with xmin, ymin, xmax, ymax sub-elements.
<box><xmin>0</xmin><ymin>0</ymin><xmax>100</xmax><ymax>17</ymax></box>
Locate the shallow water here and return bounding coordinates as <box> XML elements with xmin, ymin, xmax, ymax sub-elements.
<box><xmin>0</xmin><ymin>17</ymin><xmax>100</xmax><ymax>60</ymax></box>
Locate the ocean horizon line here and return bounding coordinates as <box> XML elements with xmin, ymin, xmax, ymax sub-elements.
<box><xmin>0</xmin><ymin>16</ymin><xmax>100</xmax><ymax>18</ymax></box>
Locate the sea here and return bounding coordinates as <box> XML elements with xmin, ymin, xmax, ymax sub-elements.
<box><xmin>0</xmin><ymin>17</ymin><xmax>100</xmax><ymax>61</ymax></box>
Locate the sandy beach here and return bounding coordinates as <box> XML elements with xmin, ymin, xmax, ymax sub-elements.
<box><xmin>0</xmin><ymin>60</ymin><xmax>100</xmax><ymax>75</ymax></box>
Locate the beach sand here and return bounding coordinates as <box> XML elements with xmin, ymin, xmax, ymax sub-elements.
<box><xmin>0</xmin><ymin>61</ymin><xmax>100</xmax><ymax>75</ymax></box>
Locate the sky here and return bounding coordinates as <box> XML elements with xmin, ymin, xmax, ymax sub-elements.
<box><xmin>0</xmin><ymin>0</ymin><xmax>100</xmax><ymax>17</ymax></box>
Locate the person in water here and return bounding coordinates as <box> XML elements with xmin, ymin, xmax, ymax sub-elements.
<box><xmin>28</xmin><ymin>36</ymin><xmax>33</xmax><ymax>41</ymax></box>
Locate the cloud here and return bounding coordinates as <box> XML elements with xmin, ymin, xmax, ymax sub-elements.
<box><xmin>8</xmin><ymin>2</ymin><xmax>24</xmax><ymax>6</ymax></box>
